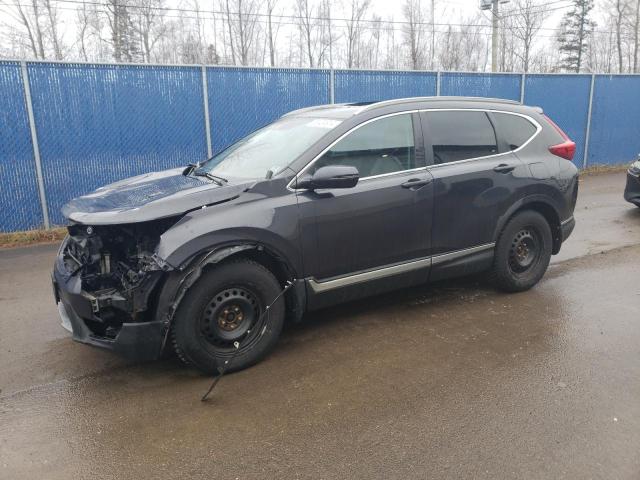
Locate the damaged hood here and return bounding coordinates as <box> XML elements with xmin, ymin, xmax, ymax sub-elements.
<box><xmin>62</xmin><ymin>168</ymin><xmax>252</xmax><ymax>225</ymax></box>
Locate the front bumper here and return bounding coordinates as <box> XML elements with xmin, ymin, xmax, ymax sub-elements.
<box><xmin>52</xmin><ymin>263</ymin><xmax>165</xmax><ymax>362</ymax></box>
<box><xmin>624</xmin><ymin>169</ymin><xmax>640</xmax><ymax>206</ymax></box>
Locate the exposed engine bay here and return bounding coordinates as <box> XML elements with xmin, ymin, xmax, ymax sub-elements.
<box><xmin>60</xmin><ymin>218</ymin><xmax>177</xmax><ymax>338</ymax></box>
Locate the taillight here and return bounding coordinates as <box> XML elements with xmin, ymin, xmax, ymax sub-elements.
<box><xmin>543</xmin><ymin>114</ymin><xmax>576</xmax><ymax>161</ymax></box>
<box><xmin>549</xmin><ymin>141</ymin><xmax>576</xmax><ymax>161</ymax></box>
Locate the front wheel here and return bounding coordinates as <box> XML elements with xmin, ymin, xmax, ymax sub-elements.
<box><xmin>490</xmin><ymin>210</ymin><xmax>552</xmax><ymax>292</ymax></box>
<box><xmin>171</xmin><ymin>259</ymin><xmax>285</xmax><ymax>374</ymax></box>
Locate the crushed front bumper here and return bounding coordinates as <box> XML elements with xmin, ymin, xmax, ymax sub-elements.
<box><xmin>52</xmin><ymin>263</ymin><xmax>165</xmax><ymax>362</ymax></box>
<box><xmin>624</xmin><ymin>168</ymin><xmax>640</xmax><ymax>206</ymax></box>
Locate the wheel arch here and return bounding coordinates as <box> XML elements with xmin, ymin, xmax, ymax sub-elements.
<box><xmin>154</xmin><ymin>240</ymin><xmax>306</xmax><ymax>353</ymax></box>
<box><xmin>494</xmin><ymin>197</ymin><xmax>562</xmax><ymax>254</ymax></box>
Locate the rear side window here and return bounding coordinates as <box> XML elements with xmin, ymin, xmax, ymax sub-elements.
<box><xmin>491</xmin><ymin>113</ymin><xmax>537</xmax><ymax>151</ymax></box>
<box><xmin>425</xmin><ymin>111</ymin><xmax>497</xmax><ymax>164</ymax></box>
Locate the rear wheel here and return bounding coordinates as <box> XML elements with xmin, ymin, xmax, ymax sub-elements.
<box><xmin>490</xmin><ymin>210</ymin><xmax>552</xmax><ymax>292</ymax></box>
<box><xmin>171</xmin><ymin>259</ymin><xmax>285</xmax><ymax>374</ymax></box>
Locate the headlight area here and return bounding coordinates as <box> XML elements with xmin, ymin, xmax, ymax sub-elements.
<box><xmin>60</xmin><ymin>218</ymin><xmax>178</xmax><ymax>339</ymax></box>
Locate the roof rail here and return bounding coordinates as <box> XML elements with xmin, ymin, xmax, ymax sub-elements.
<box><xmin>361</xmin><ymin>96</ymin><xmax>522</xmax><ymax>111</ymax></box>
<box><xmin>281</xmin><ymin>103</ymin><xmax>352</xmax><ymax>117</ymax></box>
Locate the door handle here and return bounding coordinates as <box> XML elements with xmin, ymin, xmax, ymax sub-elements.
<box><xmin>493</xmin><ymin>163</ymin><xmax>516</xmax><ymax>173</ymax></box>
<box><xmin>401</xmin><ymin>177</ymin><xmax>432</xmax><ymax>189</ymax></box>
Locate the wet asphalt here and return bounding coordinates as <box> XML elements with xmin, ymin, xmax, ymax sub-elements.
<box><xmin>1</xmin><ymin>171</ymin><xmax>639</xmax><ymax>479</ymax></box>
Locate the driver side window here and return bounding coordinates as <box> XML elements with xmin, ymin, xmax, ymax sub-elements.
<box><xmin>311</xmin><ymin>113</ymin><xmax>416</xmax><ymax>178</ymax></box>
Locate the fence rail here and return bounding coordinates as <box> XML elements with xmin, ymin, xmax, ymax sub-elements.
<box><xmin>1</xmin><ymin>60</ymin><xmax>640</xmax><ymax>232</ymax></box>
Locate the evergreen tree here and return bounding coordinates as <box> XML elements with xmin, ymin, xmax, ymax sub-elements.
<box><xmin>557</xmin><ymin>0</ymin><xmax>596</xmax><ymax>72</ymax></box>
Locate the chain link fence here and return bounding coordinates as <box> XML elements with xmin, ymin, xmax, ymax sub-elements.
<box><xmin>0</xmin><ymin>61</ymin><xmax>44</xmax><ymax>232</ymax></box>
<box><xmin>1</xmin><ymin>60</ymin><xmax>639</xmax><ymax>232</ymax></box>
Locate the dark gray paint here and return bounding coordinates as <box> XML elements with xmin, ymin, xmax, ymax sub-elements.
<box><xmin>55</xmin><ymin>96</ymin><xmax>580</xmax><ymax>359</ymax></box>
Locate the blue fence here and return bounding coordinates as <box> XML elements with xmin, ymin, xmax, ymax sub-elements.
<box><xmin>0</xmin><ymin>62</ymin><xmax>42</xmax><ymax>231</ymax></box>
<box><xmin>1</xmin><ymin>60</ymin><xmax>639</xmax><ymax>232</ymax></box>
<box><xmin>440</xmin><ymin>72</ymin><xmax>522</xmax><ymax>101</ymax></box>
<box><xmin>335</xmin><ymin>70</ymin><xmax>437</xmax><ymax>103</ymax></box>
<box><xmin>207</xmin><ymin>67</ymin><xmax>330</xmax><ymax>152</ymax></box>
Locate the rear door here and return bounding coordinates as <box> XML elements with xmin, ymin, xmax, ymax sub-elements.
<box><xmin>421</xmin><ymin>109</ymin><xmax>533</xmax><ymax>255</ymax></box>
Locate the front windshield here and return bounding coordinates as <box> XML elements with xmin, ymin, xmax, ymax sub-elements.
<box><xmin>196</xmin><ymin>116</ymin><xmax>343</xmax><ymax>180</ymax></box>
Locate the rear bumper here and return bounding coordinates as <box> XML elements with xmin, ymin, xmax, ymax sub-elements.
<box><xmin>560</xmin><ymin>215</ymin><xmax>575</xmax><ymax>242</ymax></box>
<box><xmin>624</xmin><ymin>169</ymin><xmax>640</xmax><ymax>206</ymax></box>
<box><xmin>52</xmin><ymin>266</ymin><xmax>165</xmax><ymax>362</ymax></box>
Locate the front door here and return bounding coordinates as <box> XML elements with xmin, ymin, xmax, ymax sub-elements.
<box><xmin>295</xmin><ymin>112</ymin><xmax>434</xmax><ymax>302</ymax></box>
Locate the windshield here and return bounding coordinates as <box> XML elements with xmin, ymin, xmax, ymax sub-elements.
<box><xmin>196</xmin><ymin>116</ymin><xmax>343</xmax><ymax>180</ymax></box>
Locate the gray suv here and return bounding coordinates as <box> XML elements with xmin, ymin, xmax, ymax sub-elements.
<box><xmin>52</xmin><ymin>97</ymin><xmax>579</xmax><ymax>373</ymax></box>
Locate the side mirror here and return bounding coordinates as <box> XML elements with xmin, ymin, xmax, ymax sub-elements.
<box><xmin>297</xmin><ymin>165</ymin><xmax>359</xmax><ymax>190</ymax></box>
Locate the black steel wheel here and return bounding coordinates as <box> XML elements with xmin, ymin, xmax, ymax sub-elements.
<box><xmin>508</xmin><ymin>228</ymin><xmax>541</xmax><ymax>274</ymax></box>
<box><xmin>199</xmin><ymin>286</ymin><xmax>265</xmax><ymax>357</ymax></box>
<box><xmin>490</xmin><ymin>210</ymin><xmax>552</xmax><ymax>292</ymax></box>
<box><xmin>171</xmin><ymin>259</ymin><xmax>285</xmax><ymax>374</ymax></box>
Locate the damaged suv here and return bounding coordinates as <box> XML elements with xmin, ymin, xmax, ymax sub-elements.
<box><xmin>53</xmin><ymin>97</ymin><xmax>579</xmax><ymax>373</ymax></box>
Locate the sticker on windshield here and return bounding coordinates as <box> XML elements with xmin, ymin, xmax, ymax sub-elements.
<box><xmin>308</xmin><ymin>119</ymin><xmax>341</xmax><ymax>129</ymax></box>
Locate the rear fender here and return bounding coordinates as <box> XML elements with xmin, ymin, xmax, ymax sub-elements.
<box><xmin>494</xmin><ymin>195</ymin><xmax>563</xmax><ymax>254</ymax></box>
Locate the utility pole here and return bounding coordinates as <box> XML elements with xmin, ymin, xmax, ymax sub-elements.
<box><xmin>491</xmin><ymin>0</ymin><xmax>499</xmax><ymax>72</ymax></box>
<box><xmin>481</xmin><ymin>0</ymin><xmax>507</xmax><ymax>72</ymax></box>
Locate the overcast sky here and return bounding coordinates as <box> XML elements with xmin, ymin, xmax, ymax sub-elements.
<box><xmin>0</xmin><ymin>0</ymin><xmax>608</xmax><ymax>68</ymax></box>
<box><xmin>0</xmin><ymin>0</ymin><xmax>577</xmax><ymax>45</ymax></box>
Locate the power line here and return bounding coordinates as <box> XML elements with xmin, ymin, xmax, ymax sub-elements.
<box><xmin>3</xmin><ymin>0</ymin><xmax>574</xmax><ymax>31</ymax></box>
<box><xmin>2</xmin><ymin>0</ymin><xmax>627</xmax><ymax>40</ymax></box>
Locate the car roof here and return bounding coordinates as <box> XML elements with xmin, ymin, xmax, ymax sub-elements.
<box><xmin>283</xmin><ymin>96</ymin><xmax>536</xmax><ymax>120</ymax></box>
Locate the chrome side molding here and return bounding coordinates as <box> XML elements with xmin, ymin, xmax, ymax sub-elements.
<box><xmin>431</xmin><ymin>243</ymin><xmax>495</xmax><ymax>265</ymax></box>
<box><xmin>307</xmin><ymin>243</ymin><xmax>495</xmax><ymax>293</ymax></box>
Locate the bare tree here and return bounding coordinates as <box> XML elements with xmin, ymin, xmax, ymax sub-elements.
<box><xmin>429</xmin><ymin>0</ymin><xmax>436</xmax><ymax>69</ymax></box>
<box><xmin>402</xmin><ymin>0</ymin><xmax>426</xmax><ymax>70</ymax></box>
<box><xmin>220</xmin><ymin>0</ymin><xmax>260</xmax><ymax>65</ymax></box>
<box><xmin>76</xmin><ymin>0</ymin><xmax>92</xmax><ymax>61</ymax></box>
<box><xmin>265</xmin><ymin>0</ymin><xmax>279</xmax><ymax>66</ymax></box>
<box><xmin>436</xmin><ymin>13</ymin><xmax>486</xmax><ymax>72</ymax></box>
<box><xmin>608</xmin><ymin>0</ymin><xmax>628</xmax><ymax>72</ymax></box>
<box><xmin>296</xmin><ymin>0</ymin><xmax>317</xmax><ymax>67</ymax></box>
<box><xmin>508</xmin><ymin>0</ymin><xmax>548</xmax><ymax>72</ymax></box>
<box><xmin>632</xmin><ymin>0</ymin><xmax>640</xmax><ymax>71</ymax></box>
<box><xmin>132</xmin><ymin>0</ymin><xmax>168</xmax><ymax>62</ymax></box>
<box><xmin>344</xmin><ymin>0</ymin><xmax>371</xmax><ymax>68</ymax></box>
<box><xmin>383</xmin><ymin>17</ymin><xmax>398</xmax><ymax>69</ymax></box>
<box><xmin>0</xmin><ymin>0</ymin><xmax>610</xmax><ymax>73</ymax></box>
<box><xmin>500</xmin><ymin>15</ymin><xmax>518</xmax><ymax>72</ymax></box>
<box><xmin>438</xmin><ymin>25</ymin><xmax>463</xmax><ymax>70</ymax></box>
<box><xmin>367</xmin><ymin>15</ymin><xmax>383</xmax><ymax>69</ymax></box>
<box><xmin>458</xmin><ymin>20</ymin><xmax>487</xmax><ymax>71</ymax></box>
<box><xmin>40</xmin><ymin>0</ymin><xmax>63</xmax><ymax>59</ymax></box>
<box><xmin>295</xmin><ymin>0</ymin><xmax>333</xmax><ymax>67</ymax></box>
<box><xmin>9</xmin><ymin>0</ymin><xmax>46</xmax><ymax>59</ymax></box>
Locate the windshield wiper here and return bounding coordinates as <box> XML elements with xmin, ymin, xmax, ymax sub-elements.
<box><xmin>193</xmin><ymin>170</ymin><xmax>228</xmax><ymax>186</ymax></box>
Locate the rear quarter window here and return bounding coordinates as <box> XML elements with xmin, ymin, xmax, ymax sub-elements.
<box><xmin>491</xmin><ymin>113</ymin><xmax>537</xmax><ymax>151</ymax></box>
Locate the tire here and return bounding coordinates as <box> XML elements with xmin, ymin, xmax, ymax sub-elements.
<box><xmin>490</xmin><ymin>210</ymin><xmax>552</xmax><ymax>292</ymax></box>
<box><xmin>171</xmin><ymin>259</ymin><xmax>285</xmax><ymax>374</ymax></box>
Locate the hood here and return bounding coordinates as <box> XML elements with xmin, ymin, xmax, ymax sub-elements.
<box><xmin>62</xmin><ymin>168</ymin><xmax>252</xmax><ymax>225</ymax></box>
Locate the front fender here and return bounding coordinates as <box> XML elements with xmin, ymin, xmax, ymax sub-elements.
<box><xmin>159</xmin><ymin>226</ymin><xmax>302</xmax><ymax>274</ymax></box>
<box><xmin>155</xmin><ymin>190</ymin><xmax>302</xmax><ymax>274</ymax></box>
